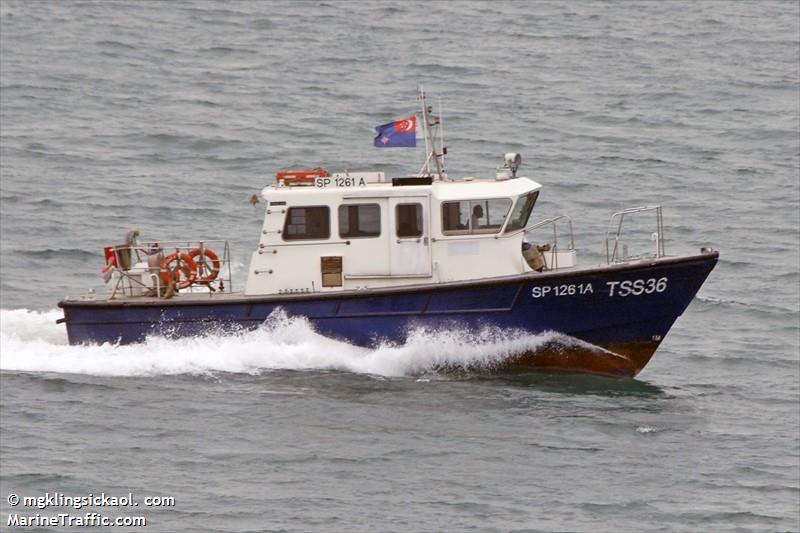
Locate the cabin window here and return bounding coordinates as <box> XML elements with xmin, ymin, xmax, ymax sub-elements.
<box><xmin>283</xmin><ymin>206</ymin><xmax>330</xmax><ymax>240</ymax></box>
<box><xmin>504</xmin><ymin>191</ymin><xmax>539</xmax><ymax>233</ymax></box>
<box><xmin>339</xmin><ymin>204</ymin><xmax>380</xmax><ymax>238</ymax></box>
<box><xmin>441</xmin><ymin>198</ymin><xmax>512</xmax><ymax>235</ymax></box>
<box><xmin>395</xmin><ymin>203</ymin><xmax>423</xmax><ymax>238</ymax></box>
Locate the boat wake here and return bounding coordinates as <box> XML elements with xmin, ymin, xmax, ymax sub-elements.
<box><xmin>0</xmin><ymin>308</ymin><xmax>611</xmax><ymax>378</ymax></box>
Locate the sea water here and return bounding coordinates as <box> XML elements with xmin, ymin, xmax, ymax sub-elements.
<box><xmin>1</xmin><ymin>2</ymin><xmax>798</xmax><ymax>532</ymax></box>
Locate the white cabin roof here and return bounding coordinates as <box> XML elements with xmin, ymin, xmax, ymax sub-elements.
<box><xmin>432</xmin><ymin>177</ymin><xmax>541</xmax><ymax>201</ymax></box>
<box><xmin>260</xmin><ymin>176</ymin><xmax>541</xmax><ymax>202</ymax></box>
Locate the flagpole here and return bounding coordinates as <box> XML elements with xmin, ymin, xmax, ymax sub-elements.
<box><xmin>418</xmin><ymin>86</ymin><xmax>430</xmax><ymax>176</ymax></box>
<box><xmin>418</xmin><ymin>87</ymin><xmax>443</xmax><ymax>180</ymax></box>
<box><xmin>439</xmin><ymin>96</ymin><xmax>446</xmax><ymax>179</ymax></box>
<box><xmin>417</xmin><ymin>84</ymin><xmax>431</xmax><ymax>174</ymax></box>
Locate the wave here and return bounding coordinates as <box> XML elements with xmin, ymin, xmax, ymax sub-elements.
<box><xmin>0</xmin><ymin>308</ymin><xmax>579</xmax><ymax>379</ymax></box>
<box><xmin>94</xmin><ymin>40</ymin><xmax>136</xmax><ymax>50</ymax></box>
<box><xmin>695</xmin><ymin>295</ymin><xmax>799</xmax><ymax>316</ymax></box>
<box><xmin>19</xmin><ymin>248</ymin><xmax>99</xmax><ymax>261</ymax></box>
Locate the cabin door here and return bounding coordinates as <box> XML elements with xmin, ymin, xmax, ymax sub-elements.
<box><xmin>389</xmin><ymin>196</ymin><xmax>432</xmax><ymax>277</ymax></box>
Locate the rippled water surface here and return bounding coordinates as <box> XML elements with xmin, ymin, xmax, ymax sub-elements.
<box><xmin>1</xmin><ymin>2</ymin><xmax>798</xmax><ymax>532</ymax></box>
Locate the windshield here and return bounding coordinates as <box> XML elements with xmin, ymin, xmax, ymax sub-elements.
<box><xmin>504</xmin><ymin>191</ymin><xmax>539</xmax><ymax>233</ymax></box>
<box><xmin>442</xmin><ymin>198</ymin><xmax>512</xmax><ymax>234</ymax></box>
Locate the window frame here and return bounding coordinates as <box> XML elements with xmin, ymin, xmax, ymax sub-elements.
<box><xmin>395</xmin><ymin>203</ymin><xmax>424</xmax><ymax>238</ymax></box>
<box><xmin>504</xmin><ymin>191</ymin><xmax>539</xmax><ymax>233</ymax></box>
<box><xmin>338</xmin><ymin>203</ymin><xmax>381</xmax><ymax>239</ymax></box>
<box><xmin>282</xmin><ymin>205</ymin><xmax>331</xmax><ymax>241</ymax></box>
<box><xmin>441</xmin><ymin>197</ymin><xmax>513</xmax><ymax>235</ymax></box>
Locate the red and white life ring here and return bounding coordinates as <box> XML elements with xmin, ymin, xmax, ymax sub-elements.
<box><xmin>160</xmin><ymin>253</ymin><xmax>197</xmax><ymax>289</ymax></box>
<box><xmin>188</xmin><ymin>248</ymin><xmax>221</xmax><ymax>284</ymax></box>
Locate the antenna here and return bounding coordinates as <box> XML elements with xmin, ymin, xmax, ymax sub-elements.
<box><xmin>417</xmin><ymin>86</ymin><xmax>447</xmax><ymax>180</ymax></box>
<box><xmin>439</xmin><ymin>96</ymin><xmax>446</xmax><ymax>174</ymax></box>
<box><xmin>419</xmin><ymin>85</ymin><xmax>430</xmax><ymax>171</ymax></box>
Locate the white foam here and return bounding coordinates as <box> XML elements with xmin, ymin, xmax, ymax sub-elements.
<box><xmin>0</xmin><ymin>308</ymin><xmax>580</xmax><ymax>378</ymax></box>
<box><xmin>0</xmin><ymin>308</ymin><xmax>68</xmax><ymax>345</ymax></box>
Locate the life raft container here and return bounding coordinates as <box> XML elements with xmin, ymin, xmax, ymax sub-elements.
<box><xmin>275</xmin><ymin>168</ymin><xmax>328</xmax><ymax>186</ymax></box>
<box><xmin>188</xmin><ymin>247</ymin><xmax>221</xmax><ymax>284</ymax></box>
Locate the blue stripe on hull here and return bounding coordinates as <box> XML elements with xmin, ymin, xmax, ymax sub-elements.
<box><xmin>60</xmin><ymin>253</ymin><xmax>717</xmax><ymax>375</ymax></box>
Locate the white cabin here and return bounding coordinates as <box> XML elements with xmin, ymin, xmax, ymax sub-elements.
<box><xmin>244</xmin><ymin>172</ymin><xmax>572</xmax><ymax>296</ymax></box>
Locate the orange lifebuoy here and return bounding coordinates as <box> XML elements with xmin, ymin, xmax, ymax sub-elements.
<box><xmin>160</xmin><ymin>253</ymin><xmax>197</xmax><ymax>289</ymax></box>
<box><xmin>275</xmin><ymin>168</ymin><xmax>328</xmax><ymax>186</ymax></box>
<box><xmin>188</xmin><ymin>248</ymin><xmax>221</xmax><ymax>283</ymax></box>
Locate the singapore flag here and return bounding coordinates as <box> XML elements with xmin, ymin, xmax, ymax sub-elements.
<box><xmin>373</xmin><ymin>116</ymin><xmax>417</xmax><ymax>147</ymax></box>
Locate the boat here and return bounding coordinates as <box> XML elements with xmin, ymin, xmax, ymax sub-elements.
<box><xmin>57</xmin><ymin>90</ymin><xmax>718</xmax><ymax>377</ymax></box>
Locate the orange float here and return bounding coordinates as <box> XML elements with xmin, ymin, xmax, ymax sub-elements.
<box><xmin>188</xmin><ymin>248</ymin><xmax>221</xmax><ymax>283</ymax></box>
<box><xmin>160</xmin><ymin>252</ymin><xmax>197</xmax><ymax>289</ymax></box>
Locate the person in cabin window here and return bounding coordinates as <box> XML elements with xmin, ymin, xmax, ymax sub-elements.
<box><xmin>471</xmin><ymin>204</ymin><xmax>484</xmax><ymax>230</ymax></box>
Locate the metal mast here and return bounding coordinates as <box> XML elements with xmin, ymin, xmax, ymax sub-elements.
<box><xmin>417</xmin><ymin>87</ymin><xmax>446</xmax><ymax>180</ymax></box>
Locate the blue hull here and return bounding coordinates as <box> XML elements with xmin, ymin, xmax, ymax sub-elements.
<box><xmin>59</xmin><ymin>252</ymin><xmax>718</xmax><ymax>377</ymax></box>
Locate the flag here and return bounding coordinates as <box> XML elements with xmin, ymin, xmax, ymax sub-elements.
<box><xmin>373</xmin><ymin>116</ymin><xmax>416</xmax><ymax>147</ymax></box>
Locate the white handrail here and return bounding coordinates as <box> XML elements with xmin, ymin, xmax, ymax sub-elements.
<box><xmin>604</xmin><ymin>205</ymin><xmax>664</xmax><ymax>263</ymax></box>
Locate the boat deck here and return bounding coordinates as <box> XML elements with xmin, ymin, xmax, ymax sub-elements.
<box><xmin>61</xmin><ymin>253</ymin><xmax>711</xmax><ymax>308</ymax></box>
